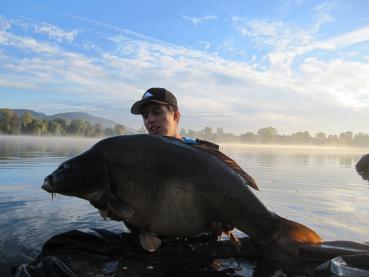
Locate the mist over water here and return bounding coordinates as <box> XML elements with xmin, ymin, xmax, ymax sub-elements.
<box><xmin>221</xmin><ymin>144</ymin><xmax>369</xmax><ymax>242</ymax></box>
<box><xmin>0</xmin><ymin>135</ymin><xmax>368</xmax><ymax>276</ymax></box>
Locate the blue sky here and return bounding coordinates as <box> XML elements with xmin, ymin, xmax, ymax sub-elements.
<box><xmin>1</xmin><ymin>0</ymin><xmax>369</xmax><ymax>135</ymax></box>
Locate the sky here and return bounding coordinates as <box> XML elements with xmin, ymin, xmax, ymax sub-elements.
<box><xmin>1</xmin><ymin>0</ymin><xmax>369</xmax><ymax>135</ymax></box>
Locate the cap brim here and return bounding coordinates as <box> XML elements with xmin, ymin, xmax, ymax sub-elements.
<box><xmin>130</xmin><ymin>99</ymin><xmax>170</xmax><ymax>114</ymax></box>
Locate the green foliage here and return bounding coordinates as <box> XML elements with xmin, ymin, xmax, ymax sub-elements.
<box><xmin>1</xmin><ymin>108</ymin><xmax>369</xmax><ymax>147</ymax></box>
<box><xmin>181</xmin><ymin>126</ymin><xmax>369</xmax><ymax>147</ymax></box>
<box><xmin>114</xmin><ymin>124</ymin><xmax>127</xmax><ymax>135</ymax></box>
<box><xmin>257</xmin><ymin>127</ymin><xmax>278</xmax><ymax>143</ymax></box>
<box><xmin>0</xmin><ymin>109</ymin><xmax>19</xmax><ymax>134</ymax></box>
<box><xmin>0</xmin><ymin>109</ymin><xmax>130</xmax><ymax>138</ymax></box>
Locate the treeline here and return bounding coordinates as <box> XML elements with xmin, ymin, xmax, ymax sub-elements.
<box><xmin>1</xmin><ymin>109</ymin><xmax>369</xmax><ymax>146</ymax></box>
<box><xmin>0</xmin><ymin>109</ymin><xmax>130</xmax><ymax>137</ymax></box>
<box><xmin>180</xmin><ymin>126</ymin><xmax>369</xmax><ymax>147</ymax></box>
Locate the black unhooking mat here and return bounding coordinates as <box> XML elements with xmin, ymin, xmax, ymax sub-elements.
<box><xmin>11</xmin><ymin>229</ymin><xmax>369</xmax><ymax>277</ymax></box>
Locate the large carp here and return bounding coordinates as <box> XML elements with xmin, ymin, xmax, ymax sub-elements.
<box><xmin>42</xmin><ymin>135</ymin><xmax>321</xmax><ymax>263</ymax></box>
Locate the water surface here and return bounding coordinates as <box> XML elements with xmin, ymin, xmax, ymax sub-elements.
<box><xmin>0</xmin><ymin>136</ymin><xmax>368</xmax><ymax>276</ymax></box>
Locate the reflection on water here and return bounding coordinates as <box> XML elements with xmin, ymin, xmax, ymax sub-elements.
<box><xmin>0</xmin><ymin>136</ymin><xmax>123</xmax><ymax>276</ymax></box>
<box><xmin>222</xmin><ymin>144</ymin><xmax>369</xmax><ymax>243</ymax></box>
<box><xmin>0</xmin><ymin>136</ymin><xmax>369</xmax><ymax>276</ymax></box>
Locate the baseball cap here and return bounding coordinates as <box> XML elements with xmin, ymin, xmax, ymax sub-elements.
<box><xmin>131</xmin><ymin>87</ymin><xmax>178</xmax><ymax>115</ymax></box>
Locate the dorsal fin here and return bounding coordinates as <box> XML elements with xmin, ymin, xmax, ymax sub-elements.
<box><xmin>193</xmin><ymin>143</ymin><xmax>259</xmax><ymax>191</ymax></box>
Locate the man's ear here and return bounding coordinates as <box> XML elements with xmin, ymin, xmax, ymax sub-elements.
<box><xmin>174</xmin><ymin>111</ymin><xmax>180</xmax><ymax>122</ymax></box>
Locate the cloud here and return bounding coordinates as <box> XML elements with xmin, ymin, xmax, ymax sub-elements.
<box><xmin>315</xmin><ymin>26</ymin><xmax>369</xmax><ymax>50</ymax></box>
<box><xmin>181</xmin><ymin>15</ymin><xmax>217</xmax><ymax>26</ymax></box>
<box><xmin>0</xmin><ymin>29</ymin><xmax>59</xmax><ymax>53</ymax></box>
<box><xmin>32</xmin><ymin>23</ymin><xmax>77</xmax><ymax>43</ymax></box>
<box><xmin>0</xmin><ymin>16</ymin><xmax>11</xmax><ymax>30</ymax></box>
<box><xmin>11</xmin><ymin>18</ymin><xmax>78</xmax><ymax>43</ymax></box>
<box><xmin>1</xmin><ymin>14</ymin><xmax>369</xmax><ymax>134</ymax></box>
<box><xmin>311</xmin><ymin>1</ymin><xmax>336</xmax><ymax>32</ymax></box>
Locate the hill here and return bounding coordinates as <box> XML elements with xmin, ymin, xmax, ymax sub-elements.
<box><xmin>14</xmin><ymin>109</ymin><xmax>48</xmax><ymax>120</ymax></box>
<box><xmin>48</xmin><ymin>112</ymin><xmax>119</xmax><ymax>129</ymax></box>
<box><xmin>12</xmin><ymin>109</ymin><xmax>133</xmax><ymax>130</ymax></box>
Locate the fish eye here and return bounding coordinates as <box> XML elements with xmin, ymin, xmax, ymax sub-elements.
<box><xmin>63</xmin><ymin>163</ymin><xmax>72</xmax><ymax>170</ymax></box>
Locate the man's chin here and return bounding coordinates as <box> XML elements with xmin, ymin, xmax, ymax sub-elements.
<box><xmin>149</xmin><ymin>129</ymin><xmax>164</xmax><ymax>136</ymax></box>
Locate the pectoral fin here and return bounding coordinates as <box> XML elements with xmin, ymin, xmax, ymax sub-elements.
<box><xmin>226</xmin><ymin>230</ymin><xmax>241</xmax><ymax>247</ymax></box>
<box><xmin>106</xmin><ymin>196</ymin><xmax>135</xmax><ymax>220</ymax></box>
<box><xmin>139</xmin><ymin>231</ymin><xmax>162</xmax><ymax>252</ymax></box>
<box><xmin>98</xmin><ymin>209</ymin><xmax>108</xmax><ymax>220</ymax></box>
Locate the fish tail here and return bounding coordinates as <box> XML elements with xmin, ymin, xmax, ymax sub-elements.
<box><xmin>280</xmin><ymin>216</ymin><xmax>321</xmax><ymax>244</ymax></box>
<box><xmin>261</xmin><ymin>216</ymin><xmax>322</xmax><ymax>264</ymax></box>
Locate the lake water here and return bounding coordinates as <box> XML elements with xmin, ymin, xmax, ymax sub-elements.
<box><xmin>0</xmin><ymin>135</ymin><xmax>368</xmax><ymax>276</ymax></box>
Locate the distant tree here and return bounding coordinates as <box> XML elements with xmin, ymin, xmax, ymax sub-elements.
<box><xmin>327</xmin><ymin>134</ymin><xmax>339</xmax><ymax>145</ymax></box>
<box><xmin>91</xmin><ymin>123</ymin><xmax>103</xmax><ymax>137</ymax></box>
<box><xmin>29</xmin><ymin>118</ymin><xmax>48</xmax><ymax>136</ymax></box>
<box><xmin>216</xmin><ymin>128</ymin><xmax>224</xmax><ymax>138</ymax></box>
<box><xmin>48</xmin><ymin>121</ymin><xmax>63</xmax><ymax>136</ymax></box>
<box><xmin>339</xmin><ymin>131</ymin><xmax>353</xmax><ymax>145</ymax></box>
<box><xmin>83</xmin><ymin>121</ymin><xmax>94</xmax><ymax>137</ymax></box>
<box><xmin>52</xmin><ymin>118</ymin><xmax>68</xmax><ymax>132</ymax></box>
<box><xmin>0</xmin><ymin>109</ymin><xmax>19</xmax><ymax>134</ymax></box>
<box><xmin>67</xmin><ymin>119</ymin><xmax>86</xmax><ymax>136</ymax></box>
<box><xmin>353</xmin><ymin>133</ymin><xmax>369</xmax><ymax>147</ymax></box>
<box><xmin>105</xmin><ymin>128</ymin><xmax>114</xmax><ymax>137</ymax></box>
<box><xmin>20</xmin><ymin>112</ymin><xmax>34</xmax><ymax>134</ymax></box>
<box><xmin>290</xmin><ymin>131</ymin><xmax>312</xmax><ymax>144</ymax></box>
<box><xmin>315</xmin><ymin>132</ymin><xmax>327</xmax><ymax>145</ymax></box>
<box><xmin>239</xmin><ymin>132</ymin><xmax>257</xmax><ymax>143</ymax></box>
<box><xmin>114</xmin><ymin>124</ymin><xmax>127</xmax><ymax>135</ymax></box>
<box><xmin>257</xmin><ymin>127</ymin><xmax>278</xmax><ymax>143</ymax></box>
<box><xmin>199</xmin><ymin>127</ymin><xmax>216</xmax><ymax>141</ymax></box>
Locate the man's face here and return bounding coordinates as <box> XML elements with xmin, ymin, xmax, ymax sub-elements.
<box><xmin>141</xmin><ymin>103</ymin><xmax>180</xmax><ymax>137</ymax></box>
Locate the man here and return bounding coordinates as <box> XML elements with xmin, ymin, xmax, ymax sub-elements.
<box><xmin>131</xmin><ymin>87</ymin><xmax>182</xmax><ymax>139</ymax></box>
<box><xmin>131</xmin><ymin>87</ymin><xmax>219</xmax><ymax>149</ymax></box>
<box><xmin>130</xmin><ymin>87</ymin><xmax>238</xmax><ymax>243</ymax></box>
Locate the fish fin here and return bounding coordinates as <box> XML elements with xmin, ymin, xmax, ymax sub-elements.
<box><xmin>139</xmin><ymin>231</ymin><xmax>162</xmax><ymax>252</ymax></box>
<box><xmin>262</xmin><ymin>216</ymin><xmax>322</xmax><ymax>264</ymax></box>
<box><xmin>193</xmin><ymin>144</ymin><xmax>259</xmax><ymax>190</ymax></box>
<box><xmin>280</xmin><ymin>217</ymin><xmax>321</xmax><ymax>245</ymax></box>
<box><xmin>225</xmin><ymin>230</ymin><xmax>241</xmax><ymax>247</ymax></box>
<box><xmin>107</xmin><ymin>196</ymin><xmax>135</xmax><ymax>220</ymax></box>
<box><xmin>98</xmin><ymin>209</ymin><xmax>108</xmax><ymax>220</ymax></box>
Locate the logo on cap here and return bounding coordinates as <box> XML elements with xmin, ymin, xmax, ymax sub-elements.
<box><xmin>142</xmin><ymin>91</ymin><xmax>153</xmax><ymax>99</ymax></box>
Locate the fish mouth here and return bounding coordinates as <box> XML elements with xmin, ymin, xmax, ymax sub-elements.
<box><xmin>42</xmin><ymin>177</ymin><xmax>59</xmax><ymax>200</ymax></box>
<box><xmin>42</xmin><ymin>176</ymin><xmax>55</xmax><ymax>192</ymax></box>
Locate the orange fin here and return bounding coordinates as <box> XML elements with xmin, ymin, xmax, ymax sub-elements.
<box><xmin>225</xmin><ymin>230</ymin><xmax>241</xmax><ymax>247</ymax></box>
<box><xmin>280</xmin><ymin>217</ymin><xmax>322</xmax><ymax>244</ymax></box>
<box><xmin>139</xmin><ymin>231</ymin><xmax>162</xmax><ymax>252</ymax></box>
<box><xmin>193</xmin><ymin>144</ymin><xmax>259</xmax><ymax>190</ymax></box>
<box><xmin>261</xmin><ymin>216</ymin><xmax>322</xmax><ymax>264</ymax></box>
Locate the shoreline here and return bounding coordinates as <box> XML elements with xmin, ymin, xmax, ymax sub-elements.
<box><xmin>0</xmin><ymin>134</ymin><xmax>367</xmax><ymax>152</ymax></box>
<box><xmin>219</xmin><ymin>142</ymin><xmax>368</xmax><ymax>152</ymax></box>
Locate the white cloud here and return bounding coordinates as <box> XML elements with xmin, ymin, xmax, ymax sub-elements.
<box><xmin>181</xmin><ymin>15</ymin><xmax>217</xmax><ymax>26</ymax></box>
<box><xmin>13</xmin><ymin>19</ymin><xmax>78</xmax><ymax>43</ymax></box>
<box><xmin>1</xmin><ymin>14</ymin><xmax>369</xmax><ymax>134</ymax></box>
<box><xmin>0</xmin><ymin>30</ymin><xmax>59</xmax><ymax>53</ymax></box>
<box><xmin>0</xmin><ymin>16</ymin><xmax>11</xmax><ymax>30</ymax></box>
<box><xmin>33</xmin><ymin>23</ymin><xmax>77</xmax><ymax>43</ymax></box>
<box><xmin>315</xmin><ymin>26</ymin><xmax>369</xmax><ymax>50</ymax></box>
<box><xmin>311</xmin><ymin>1</ymin><xmax>336</xmax><ymax>32</ymax></box>
<box><xmin>297</xmin><ymin>58</ymin><xmax>369</xmax><ymax>108</ymax></box>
